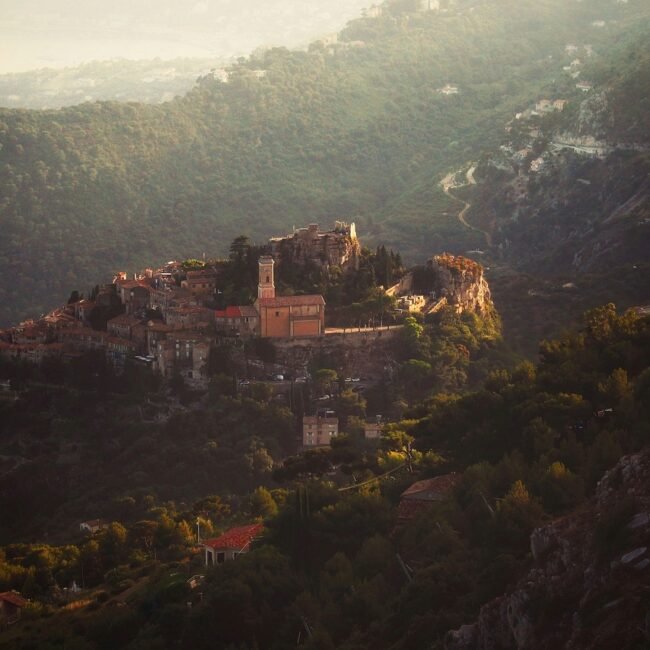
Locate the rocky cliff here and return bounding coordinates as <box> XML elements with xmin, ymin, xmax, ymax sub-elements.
<box><xmin>426</xmin><ymin>253</ymin><xmax>493</xmax><ymax>316</ymax></box>
<box><xmin>445</xmin><ymin>448</ymin><xmax>650</xmax><ymax>649</ymax></box>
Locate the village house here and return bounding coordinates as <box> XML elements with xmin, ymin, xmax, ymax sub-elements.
<box><xmin>140</xmin><ymin>320</ymin><xmax>174</xmax><ymax>355</ymax></box>
<box><xmin>215</xmin><ymin>305</ymin><xmax>259</xmax><ymax>337</ymax></box>
<box><xmin>181</xmin><ymin>269</ymin><xmax>220</xmax><ymax>297</ymax></box>
<box><xmin>576</xmin><ymin>81</ymin><xmax>593</xmax><ymax>92</ymax></box>
<box><xmin>106</xmin><ymin>313</ymin><xmax>141</xmax><ymax>340</ymax></box>
<box><xmin>438</xmin><ymin>84</ymin><xmax>459</xmax><ymax>95</ymax></box>
<box><xmin>149</xmin><ymin>286</ymin><xmax>175</xmax><ymax>314</ymax></box>
<box><xmin>164</xmin><ymin>306</ymin><xmax>213</xmax><ymax>330</ymax></box>
<box><xmin>22</xmin><ymin>343</ymin><xmax>64</xmax><ymax>364</ymax></box>
<box><xmin>42</xmin><ymin>309</ymin><xmax>77</xmax><ymax>332</ymax></box>
<box><xmin>202</xmin><ymin>523</ymin><xmax>264</xmax><ymax>566</ymax></box>
<box><xmin>106</xmin><ymin>336</ymin><xmax>137</xmax><ymax>369</ymax></box>
<box><xmin>397</xmin><ymin>473</ymin><xmax>461</xmax><ymax>522</ymax></box>
<box><xmin>80</xmin><ymin>519</ymin><xmax>106</xmax><ymax>534</ymax></box>
<box><xmin>0</xmin><ymin>591</ymin><xmax>27</xmax><ymax>628</ymax></box>
<box><xmin>73</xmin><ymin>300</ymin><xmax>96</xmax><ymax>325</ymax></box>
<box><xmin>153</xmin><ymin>332</ymin><xmax>210</xmax><ymax>387</ymax></box>
<box><xmin>10</xmin><ymin>322</ymin><xmax>49</xmax><ymax>345</ymax></box>
<box><xmin>396</xmin><ymin>294</ymin><xmax>426</xmax><ymax>313</ymax></box>
<box><xmin>114</xmin><ymin>278</ymin><xmax>152</xmax><ymax>315</ymax></box>
<box><xmin>303</xmin><ymin>410</ymin><xmax>339</xmax><ymax>447</ymax></box>
<box><xmin>363</xmin><ymin>415</ymin><xmax>385</xmax><ymax>440</ymax></box>
<box><xmin>530</xmin><ymin>157</ymin><xmax>546</xmax><ymax>173</ymax></box>
<box><xmin>59</xmin><ymin>328</ymin><xmax>109</xmax><ymax>351</ymax></box>
<box><xmin>255</xmin><ymin>257</ymin><xmax>325</xmax><ymax>338</ymax></box>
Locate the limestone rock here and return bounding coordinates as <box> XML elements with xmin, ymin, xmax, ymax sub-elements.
<box><xmin>427</xmin><ymin>253</ymin><xmax>492</xmax><ymax>315</ymax></box>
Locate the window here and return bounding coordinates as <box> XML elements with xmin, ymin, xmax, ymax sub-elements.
<box><xmin>275</xmin><ymin>311</ymin><xmax>280</xmax><ymax>317</ymax></box>
<box><xmin>266</xmin><ymin>275</ymin><xmax>270</xmax><ymax>283</ymax></box>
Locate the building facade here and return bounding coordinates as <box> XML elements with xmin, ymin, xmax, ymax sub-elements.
<box><xmin>302</xmin><ymin>410</ymin><xmax>339</xmax><ymax>447</ymax></box>
<box><xmin>254</xmin><ymin>256</ymin><xmax>325</xmax><ymax>338</ymax></box>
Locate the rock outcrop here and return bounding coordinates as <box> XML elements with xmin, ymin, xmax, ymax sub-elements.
<box><xmin>427</xmin><ymin>253</ymin><xmax>492</xmax><ymax>315</ymax></box>
<box><xmin>445</xmin><ymin>449</ymin><xmax>650</xmax><ymax>649</ymax></box>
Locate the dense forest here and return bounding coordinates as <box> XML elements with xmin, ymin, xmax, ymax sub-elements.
<box><xmin>1</xmin><ymin>0</ymin><xmax>648</xmax><ymax>326</ymax></box>
<box><xmin>0</xmin><ymin>303</ymin><xmax>648</xmax><ymax>648</ymax></box>
<box><xmin>1</xmin><ymin>2</ymin><xmax>650</xmax><ymax>644</ymax></box>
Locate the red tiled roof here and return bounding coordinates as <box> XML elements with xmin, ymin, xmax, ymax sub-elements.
<box><xmin>239</xmin><ymin>305</ymin><xmax>259</xmax><ymax>318</ymax></box>
<box><xmin>397</xmin><ymin>499</ymin><xmax>431</xmax><ymax>521</ymax></box>
<box><xmin>225</xmin><ymin>306</ymin><xmax>242</xmax><ymax>318</ymax></box>
<box><xmin>203</xmin><ymin>523</ymin><xmax>264</xmax><ymax>550</ymax></box>
<box><xmin>400</xmin><ymin>474</ymin><xmax>460</xmax><ymax>500</ymax></box>
<box><xmin>216</xmin><ymin>305</ymin><xmax>258</xmax><ymax>319</ymax></box>
<box><xmin>0</xmin><ymin>591</ymin><xmax>27</xmax><ymax>608</ymax></box>
<box><xmin>257</xmin><ymin>295</ymin><xmax>325</xmax><ymax>308</ymax></box>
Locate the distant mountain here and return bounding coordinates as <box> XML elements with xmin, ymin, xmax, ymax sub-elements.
<box><xmin>0</xmin><ymin>59</ymin><xmax>227</xmax><ymax>110</ymax></box>
<box><xmin>0</xmin><ymin>0</ymin><xmax>648</xmax><ymax>328</ymax></box>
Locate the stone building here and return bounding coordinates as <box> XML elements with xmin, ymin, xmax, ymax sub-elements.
<box><xmin>203</xmin><ymin>523</ymin><xmax>264</xmax><ymax>566</ymax></box>
<box><xmin>254</xmin><ymin>257</ymin><xmax>325</xmax><ymax>338</ymax></box>
<box><xmin>302</xmin><ymin>410</ymin><xmax>339</xmax><ymax>447</ymax></box>
<box><xmin>269</xmin><ymin>222</ymin><xmax>360</xmax><ymax>271</ymax></box>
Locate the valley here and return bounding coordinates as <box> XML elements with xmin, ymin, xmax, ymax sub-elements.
<box><xmin>0</xmin><ymin>0</ymin><xmax>649</xmax><ymax>648</ymax></box>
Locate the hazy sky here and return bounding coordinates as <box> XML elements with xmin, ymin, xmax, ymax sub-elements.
<box><xmin>0</xmin><ymin>0</ymin><xmax>371</xmax><ymax>73</ymax></box>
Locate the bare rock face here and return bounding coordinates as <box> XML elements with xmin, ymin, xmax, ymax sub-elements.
<box><xmin>445</xmin><ymin>448</ymin><xmax>650</xmax><ymax>649</ymax></box>
<box><xmin>427</xmin><ymin>253</ymin><xmax>492</xmax><ymax>315</ymax></box>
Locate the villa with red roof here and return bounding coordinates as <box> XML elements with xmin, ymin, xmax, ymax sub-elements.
<box><xmin>397</xmin><ymin>473</ymin><xmax>461</xmax><ymax>522</ymax></box>
<box><xmin>215</xmin><ymin>305</ymin><xmax>259</xmax><ymax>337</ymax></box>
<box><xmin>0</xmin><ymin>591</ymin><xmax>27</xmax><ymax>627</ymax></box>
<box><xmin>202</xmin><ymin>523</ymin><xmax>264</xmax><ymax>566</ymax></box>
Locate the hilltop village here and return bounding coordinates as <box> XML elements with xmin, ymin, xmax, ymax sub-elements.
<box><xmin>0</xmin><ymin>221</ymin><xmax>493</xmax><ymax>449</ymax></box>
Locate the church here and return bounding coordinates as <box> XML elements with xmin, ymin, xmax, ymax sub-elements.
<box><xmin>254</xmin><ymin>256</ymin><xmax>325</xmax><ymax>338</ymax></box>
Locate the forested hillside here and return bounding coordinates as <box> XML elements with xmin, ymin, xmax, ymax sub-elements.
<box><xmin>1</xmin><ymin>304</ymin><xmax>649</xmax><ymax>649</ymax></box>
<box><xmin>1</xmin><ymin>0</ymin><xmax>648</xmax><ymax>327</ymax></box>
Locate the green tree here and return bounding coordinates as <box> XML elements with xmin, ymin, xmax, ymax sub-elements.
<box><xmin>250</xmin><ymin>486</ymin><xmax>279</xmax><ymax>518</ymax></box>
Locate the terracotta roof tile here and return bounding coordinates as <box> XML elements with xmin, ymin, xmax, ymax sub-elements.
<box><xmin>0</xmin><ymin>591</ymin><xmax>27</xmax><ymax>607</ymax></box>
<box><xmin>203</xmin><ymin>523</ymin><xmax>264</xmax><ymax>550</ymax></box>
<box><xmin>400</xmin><ymin>474</ymin><xmax>461</xmax><ymax>500</ymax></box>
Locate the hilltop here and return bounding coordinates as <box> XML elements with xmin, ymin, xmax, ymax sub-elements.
<box><xmin>1</xmin><ymin>0</ymin><xmax>648</xmax><ymax>329</ymax></box>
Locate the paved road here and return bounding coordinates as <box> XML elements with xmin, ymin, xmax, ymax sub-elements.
<box><xmin>441</xmin><ymin>165</ymin><xmax>493</xmax><ymax>247</ymax></box>
<box><xmin>324</xmin><ymin>325</ymin><xmax>401</xmax><ymax>335</ymax></box>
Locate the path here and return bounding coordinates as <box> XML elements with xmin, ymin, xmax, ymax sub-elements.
<box><xmin>440</xmin><ymin>165</ymin><xmax>492</xmax><ymax>247</ymax></box>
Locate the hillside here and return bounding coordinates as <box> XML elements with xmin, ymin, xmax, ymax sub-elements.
<box><xmin>447</xmin><ymin>25</ymin><xmax>650</xmax><ymax>351</ymax></box>
<box><xmin>0</xmin><ymin>303</ymin><xmax>648</xmax><ymax>649</ymax></box>
<box><xmin>1</xmin><ymin>0</ymin><xmax>648</xmax><ymax>327</ymax></box>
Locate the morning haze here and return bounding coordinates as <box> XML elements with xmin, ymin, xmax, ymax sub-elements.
<box><xmin>0</xmin><ymin>0</ymin><xmax>370</xmax><ymax>73</ymax></box>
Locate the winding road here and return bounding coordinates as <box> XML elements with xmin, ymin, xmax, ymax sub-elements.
<box><xmin>441</xmin><ymin>165</ymin><xmax>493</xmax><ymax>247</ymax></box>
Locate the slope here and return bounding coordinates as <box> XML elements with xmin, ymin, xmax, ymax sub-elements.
<box><xmin>0</xmin><ymin>0</ymin><xmax>648</xmax><ymax>326</ymax></box>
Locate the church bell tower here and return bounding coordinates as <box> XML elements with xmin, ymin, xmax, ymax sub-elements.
<box><xmin>258</xmin><ymin>256</ymin><xmax>276</xmax><ymax>299</ymax></box>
